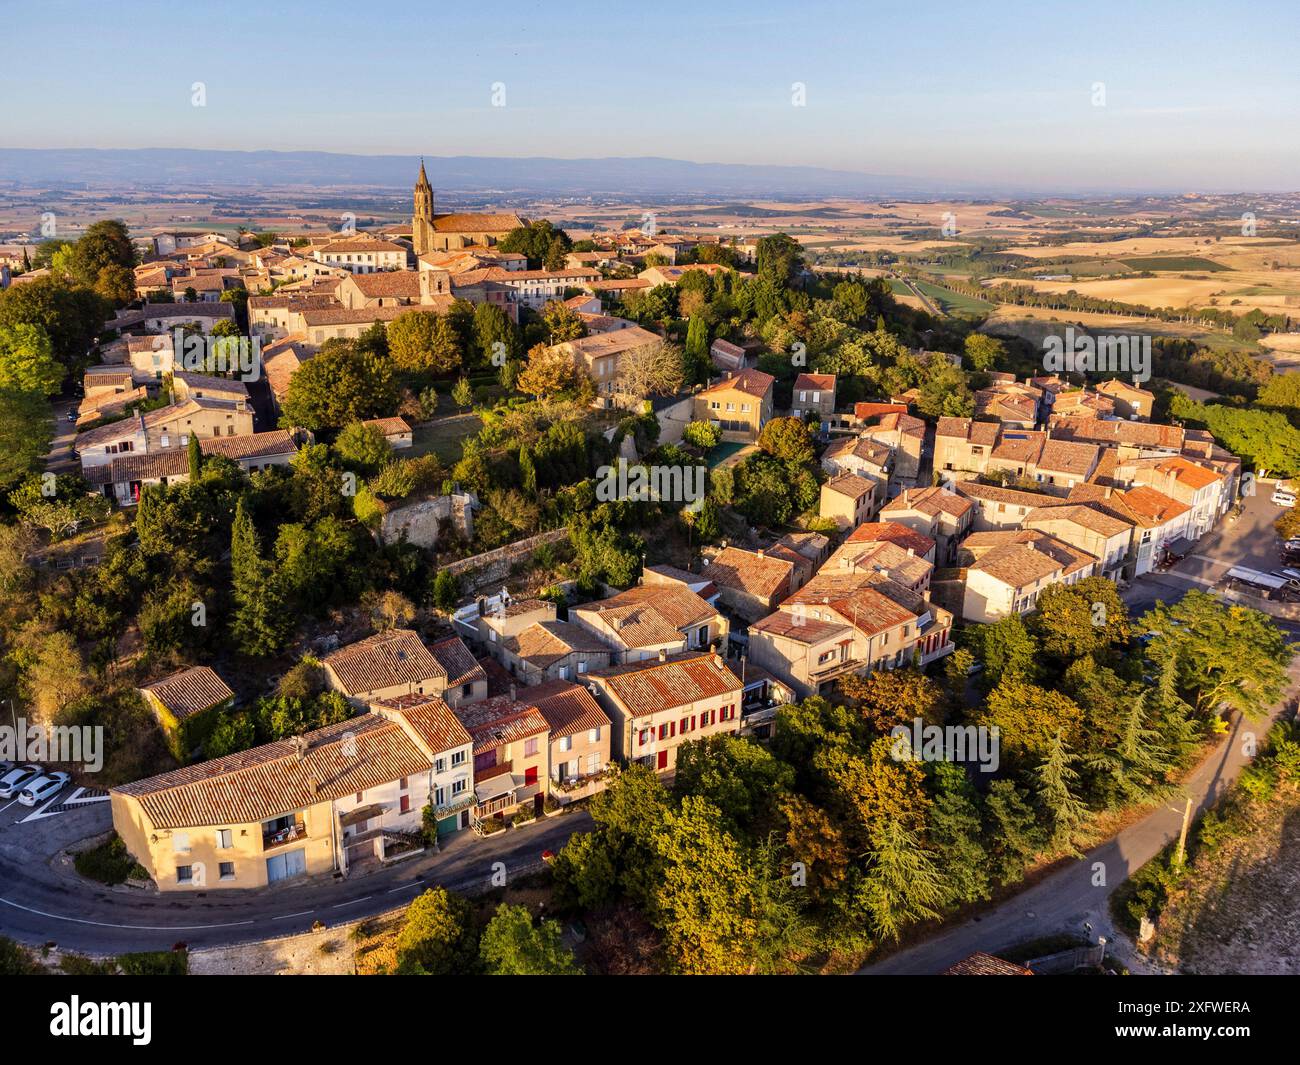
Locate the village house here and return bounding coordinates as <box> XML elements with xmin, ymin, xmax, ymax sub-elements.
<box><xmin>1031</xmin><ymin>439</ymin><xmax>1101</xmax><ymax>496</ymax></box>
<box><xmin>958</xmin><ymin>530</ymin><xmax>1098</xmax><ymax>623</ymax></box>
<box><xmin>858</xmin><ymin>410</ymin><xmax>926</xmax><ymax>487</ymax></box>
<box><xmin>86</xmin><ymin>429</ymin><xmax>300</xmax><ymax>506</ymax></box>
<box><xmin>843</xmin><ymin>521</ymin><xmax>936</xmax><ymax>564</ymax></box>
<box><xmin>138</xmin><ymin>666</ymin><xmax>235</xmax><ymax>762</ymax></box>
<box><xmin>748</xmin><ymin>572</ymin><xmax>954</xmax><ymax>699</ymax></box>
<box><xmin>694</xmin><ymin>368</ymin><xmax>776</xmax><ymax>442</ymax></box>
<box><xmin>550</xmin><ymin>326</ymin><xmax>664</xmax><ymax>401</ymax></box>
<box><xmin>111</xmin><ymin>702</ymin><xmax>472</xmax><ymax>891</ymax></box>
<box><xmin>312</xmin><ymin>235</ymin><xmax>408</xmax><ymax>274</ymax></box>
<box><xmin>322</xmin><ymin>629</ymin><xmax>487</xmax><ymax>708</ymax></box>
<box><xmin>571</xmin><ymin>584</ymin><xmax>728</xmax><ymax>663</ymax></box>
<box><xmin>955</xmin><ymin>481</ymin><xmax>1069</xmax><ymax>531</ymax></box>
<box><xmin>454</xmin><ymin>691</ymin><xmax>550</xmax><ymax>828</ymax></box>
<box><xmin>790</xmin><ymin>372</ymin><xmax>837</xmax><ymax>429</ymax></box>
<box><xmin>1023</xmin><ymin>504</ymin><xmax>1134</xmax><ymax>582</ymax></box>
<box><xmin>820</xmin><ymin>435</ymin><xmax>893</xmax><ymax>492</ymax></box>
<box><xmin>701</xmin><ymin>546</ymin><xmax>801</xmax><ymax>623</ymax></box>
<box><xmin>1110</xmin><ymin>485</ymin><xmax>1194</xmax><ymax>575</ymax></box>
<box><xmin>1124</xmin><ymin>455</ymin><xmax>1226</xmax><ymax>538</ymax></box>
<box><xmin>709</xmin><ymin>337</ymin><xmax>746</xmax><ymax>373</ymax></box>
<box><xmin>1095</xmin><ymin>378</ymin><xmax>1156</xmax><ymax>420</ymax></box>
<box><xmin>528</xmin><ymin>680</ymin><xmax>612</xmax><ymax>800</ymax></box>
<box><xmin>880</xmin><ymin>486</ymin><xmax>975</xmax><ymax>566</ymax></box>
<box><xmin>819</xmin><ymin>473</ymin><xmax>878</xmax><ymax>530</ymax></box>
<box><xmin>368</xmin><ymin>694</ymin><xmax>475</xmax><ymax>839</ymax></box>
<box><xmin>363</xmin><ymin>416</ymin><xmax>414</xmax><ymax>450</ymax></box>
<box><xmin>586</xmin><ymin>651</ymin><xmax>744</xmax><ymax>774</ymax></box>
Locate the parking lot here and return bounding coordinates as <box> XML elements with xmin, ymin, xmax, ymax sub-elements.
<box><xmin>1167</xmin><ymin>485</ymin><xmax>1289</xmax><ymax>586</ymax></box>
<box><xmin>0</xmin><ymin>765</ymin><xmax>111</xmax><ymax>845</ymax></box>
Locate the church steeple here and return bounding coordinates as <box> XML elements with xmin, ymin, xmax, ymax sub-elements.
<box><xmin>414</xmin><ymin>158</ymin><xmax>433</xmax><ymax>222</ymax></box>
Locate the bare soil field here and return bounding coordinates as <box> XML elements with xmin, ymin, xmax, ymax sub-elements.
<box><xmin>1152</xmin><ymin>789</ymin><xmax>1300</xmax><ymax>975</ymax></box>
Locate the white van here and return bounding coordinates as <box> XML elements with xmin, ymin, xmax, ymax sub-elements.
<box><xmin>1272</xmin><ymin>488</ymin><xmax>1296</xmax><ymax>507</ymax></box>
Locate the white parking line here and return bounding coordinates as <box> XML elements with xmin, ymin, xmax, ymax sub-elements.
<box><xmin>0</xmin><ymin>897</ymin><xmax>256</xmax><ymax>931</ymax></box>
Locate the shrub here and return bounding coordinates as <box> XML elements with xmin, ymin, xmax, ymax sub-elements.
<box><xmin>118</xmin><ymin>949</ymin><xmax>188</xmax><ymax>976</ymax></box>
<box><xmin>74</xmin><ymin>834</ymin><xmax>144</xmax><ymax>886</ymax></box>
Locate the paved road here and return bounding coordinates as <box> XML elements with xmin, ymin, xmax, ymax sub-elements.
<box><xmin>0</xmin><ymin>802</ymin><xmax>590</xmax><ymax>955</ymax></box>
<box><xmin>45</xmin><ymin>396</ymin><xmax>79</xmax><ymax>474</ymax></box>
<box><xmin>862</xmin><ymin>618</ymin><xmax>1300</xmax><ymax>975</ymax></box>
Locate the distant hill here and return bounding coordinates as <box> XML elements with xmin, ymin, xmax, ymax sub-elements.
<box><xmin>0</xmin><ymin>148</ymin><xmax>960</xmax><ymax>198</ymax></box>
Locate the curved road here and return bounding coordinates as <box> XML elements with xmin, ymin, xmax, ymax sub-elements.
<box><xmin>0</xmin><ymin>807</ymin><xmax>589</xmax><ymax>955</ymax></box>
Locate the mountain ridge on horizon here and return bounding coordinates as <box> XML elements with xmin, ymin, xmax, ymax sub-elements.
<box><xmin>0</xmin><ymin>146</ymin><xmax>1202</xmax><ymax>199</ymax></box>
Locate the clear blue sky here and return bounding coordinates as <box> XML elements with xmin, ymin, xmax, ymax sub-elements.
<box><xmin>6</xmin><ymin>0</ymin><xmax>1298</xmax><ymax>190</ymax></box>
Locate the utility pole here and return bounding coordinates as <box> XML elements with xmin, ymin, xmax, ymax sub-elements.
<box><xmin>1172</xmin><ymin>795</ymin><xmax>1194</xmax><ymax>869</ymax></box>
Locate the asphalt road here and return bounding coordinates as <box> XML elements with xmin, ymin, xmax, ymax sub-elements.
<box><xmin>0</xmin><ymin>801</ymin><xmax>590</xmax><ymax>955</ymax></box>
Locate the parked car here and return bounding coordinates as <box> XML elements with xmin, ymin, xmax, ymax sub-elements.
<box><xmin>17</xmin><ymin>772</ymin><xmax>70</xmax><ymax>807</ymax></box>
<box><xmin>0</xmin><ymin>764</ymin><xmax>43</xmax><ymax>798</ymax></box>
<box><xmin>1271</xmin><ymin>489</ymin><xmax>1296</xmax><ymax>507</ymax></box>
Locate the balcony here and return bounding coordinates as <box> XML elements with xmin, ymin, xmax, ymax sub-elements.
<box><xmin>808</xmin><ymin>656</ymin><xmax>862</xmax><ymax>681</ymax></box>
<box><xmin>262</xmin><ymin>818</ymin><xmax>307</xmax><ymax>851</ymax></box>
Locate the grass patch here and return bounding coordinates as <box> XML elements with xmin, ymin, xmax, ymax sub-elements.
<box><xmin>75</xmin><ymin>833</ymin><xmax>148</xmax><ymax>886</ymax></box>
<box><xmin>1121</xmin><ymin>256</ymin><xmax>1228</xmax><ymax>272</ymax></box>
<box><xmin>409</xmin><ymin>414</ymin><xmax>483</xmax><ymax>465</ymax></box>
<box><xmin>118</xmin><ymin>949</ymin><xmax>188</xmax><ymax>976</ymax></box>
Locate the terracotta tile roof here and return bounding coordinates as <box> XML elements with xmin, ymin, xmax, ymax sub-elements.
<box><xmin>362</xmin><ymin>416</ymin><xmax>412</xmax><ymax>436</ymax></box>
<box><xmin>823</xmin><ymin>539</ymin><xmax>932</xmax><ymax>588</ymax></box>
<box><xmin>139</xmin><ymin>666</ymin><xmax>233</xmax><ymax>720</ymax></box>
<box><xmin>855</xmin><ymin>402</ymin><xmax>909</xmax><ymax>421</ymax></box>
<box><xmin>427</xmin><ymin>636</ymin><xmax>487</xmax><ymax>689</ymax></box>
<box><xmin>527</xmin><ymin>680</ymin><xmax>610</xmax><ymax>739</ymax></box>
<box><xmin>76</xmin><ymin>412</ymin><xmax>144</xmax><ymax>448</ymax></box>
<box><xmin>785</xmin><ymin>571</ymin><xmax>924</xmax><ymax>636</ymax></box>
<box><xmin>174</xmin><ymin>370</ymin><xmax>249</xmax><ymax>397</ymax></box>
<box><xmin>453</xmin><ymin>696</ymin><xmax>549</xmax><ymax>754</ymax></box>
<box><xmin>700</xmin><ymin>368</ymin><xmax>775</xmax><ymax>399</ymax></box>
<box><xmin>322</xmin><ymin>629</ymin><xmax>445</xmax><ymax>696</ymax></box>
<box><xmin>430</xmin><ymin>211</ymin><xmax>524</xmax><ymax>233</ymax></box>
<box><xmin>883</xmin><ymin>486</ymin><xmax>973</xmax><ymax>519</ymax></box>
<box><xmin>576</xmin><ymin>586</ymin><xmax>718</xmax><ymax>648</ymax></box>
<box><xmin>824</xmin><ymin>435</ymin><xmax>892</xmax><ymax>468</ymax></box>
<box><xmin>749</xmin><ymin>610</ymin><xmax>851</xmax><ymax>643</ymax></box>
<box><xmin>936</xmin><ymin>417</ymin><xmax>999</xmax><ymax>446</ymax></box>
<box><xmin>773</xmin><ymin>531</ymin><xmax>831</xmax><ymax>560</ymax></box>
<box><xmin>1049</xmin><ymin>415</ymin><xmax>1183</xmax><ymax>450</ymax></box>
<box><xmin>1035</xmin><ymin>439</ymin><xmax>1100</xmax><ymax>477</ymax></box>
<box><xmin>702</xmin><ymin>546</ymin><xmax>795</xmax><ymax>601</ymax></box>
<box><xmin>205</xmin><ymin>429</ymin><xmax>298</xmax><ymax>462</ymax></box>
<box><xmin>1095</xmin><ymin>379</ymin><xmax>1154</xmax><ymax>402</ymax></box>
<box><xmin>991</xmin><ymin>430</ymin><xmax>1046</xmax><ymax>464</ymax></box>
<box><xmin>1025</xmin><ymin>503</ymin><xmax>1131</xmax><ymax>537</ymax></box>
<box><xmin>955</xmin><ymin>481</ymin><xmax>1068</xmax><ymax>509</ymax></box>
<box><xmin>1154</xmin><ymin>456</ymin><xmax>1223</xmax><ymax>490</ymax></box>
<box><xmin>301</xmin><ymin>301</ymin><xmax>454</xmax><ymax>326</ymax></box>
<box><xmin>589</xmin><ymin>651</ymin><xmax>742</xmax><ymax>720</ymax></box>
<box><xmin>965</xmin><ymin>531</ymin><xmax>1096</xmax><ymax>584</ymax></box>
<box><xmin>369</xmin><ymin>693</ymin><xmax>472</xmax><ymax>756</ymax></box>
<box><xmin>793</xmin><ymin>373</ymin><xmax>836</xmax><ymax>392</ymax></box>
<box><xmin>1116</xmin><ymin>485</ymin><xmax>1191</xmax><ymax>526</ymax></box>
<box><xmin>845</xmin><ymin>521</ymin><xmax>935</xmax><ymax>557</ymax></box>
<box><xmin>824</xmin><ymin>473</ymin><xmax>875</xmax><ymax>500</ymax></box>
<box><xmin>318</xmin><ymin>237</ymin><xmax>406</xmax><ymax>255</ymax></box>
<box><xmin>868</xmin><ymin>411</ymin><xmax>926</xmax><ymax>438</ymax></box>
<box><xmin>113</xmin><ymin>714</ymin><xmax>431</xmax><ymax>830</ymax></box>
<box><xmin>345</xmin><ymin>271</ymin><xmax>423</xmax><ymax>297</ymax></box>
<box><xmin>943</xmin><ymin>952</ymin><xmax>1034</xmax><ymax>976</ymax></box>
<box><xmin>561</xmin><ymin>325</ymin><xmax>662</xmax><ymax>358</ymax></box>
<box><xmin>509</xmin><ymin>621</ymin><xmax>609</xmax><ymax>668</ymax></box>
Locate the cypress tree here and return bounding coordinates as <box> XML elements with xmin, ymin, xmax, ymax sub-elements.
<box><xmin>230</xmin><ymin>497</ymin><xmax>287</xmax><ymax>656</ymax></box>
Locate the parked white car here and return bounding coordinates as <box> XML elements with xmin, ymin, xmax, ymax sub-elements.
<box><xmin>18</xmin><ymin>771</ymin><xmax>70</xmax><ymax>807</ymax></box>
<box><xmin>1272</xmin><ymin>489</ymin><xmax>1296</xmax><ymax>507</ymax></box>
<box><xmin>0</xmin><ymin>764</ymin><xmax>43</xmax><ymax>798</ymax></box>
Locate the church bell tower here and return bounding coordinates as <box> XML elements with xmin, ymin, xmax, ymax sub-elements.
<box><xmin>413</xmin><ymin>159</ymin><xmax>435</xmax><ymax>255</ymax></box>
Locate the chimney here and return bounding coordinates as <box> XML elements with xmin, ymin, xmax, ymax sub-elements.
<box><xmin>658</xmin><ymin>647</ymin><xmax>668</xmax><ymax>662</ymax></box>
<box><xmin>308</xmin><ymin>776</ymin><xmax>319</xmax><ymax>795</ymax></box>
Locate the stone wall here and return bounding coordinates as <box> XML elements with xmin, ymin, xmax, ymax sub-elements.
<box><xmin>378</xmin><ymin>491</ymin><xmax>474</xmax><ymax>549</ymax></box>
<box><xmin>444</xmin><ymin>527</ymin><xmax>569</xmax><ymax>594</ymax></box>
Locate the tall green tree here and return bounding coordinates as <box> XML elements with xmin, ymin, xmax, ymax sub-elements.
<box><xmin>229</xmin><ymin>497</ymin><xmax>289</xmax><ymax>656</ymax></box>
<box><xmin>479</xmin><ymin>904</ymin><xmax>581</xmax><ymax>975</ymax></box>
